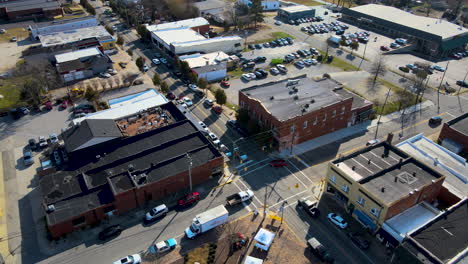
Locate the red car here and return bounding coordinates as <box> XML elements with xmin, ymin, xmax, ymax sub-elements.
<box><xmin>270</xmin><ymin>159</ymin><xmax>287</xmax><ymax>167</ymax></box>
<box><xmin>44</xmin><ymin>101</ymin><xmax>53</xmax><ymax>110</ymax></box>
<box><xmin>60</xmin><ymin>101</ymin><xmax>68</xmax><ymax>109</ymax></box>
<box><xmin>178</xmin><ymin>192</ymin><xmax>200</xmax><ymax>207</ymax></box>
<box><xmin>212</xmin><ymin>105</ymin><xmax>223</xmax><ymax>114</ymax></box>
<box><xmin>380</xmin><ymin>45</ymin><xmax>390</xmax><ymax>51</ymax></box>
<box><xmin>220</xmin><ymin>81</ymin><xmax>230</xmax><ymax>88</ymax></box>
<box><xmin>167</xmin><ymin>92</ymin><xmax>176</xmax><ymax>100</ymax></box>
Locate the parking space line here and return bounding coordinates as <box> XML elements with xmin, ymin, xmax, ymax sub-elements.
<box><xmin>287</xmin><ymin>160</ymin><xmax>315</xmax><ymax>185</ymax></box>
<box><xmin>239</xmin><ymin>163</ymin><xmax>269</xmax><ymax>177</ymax></box>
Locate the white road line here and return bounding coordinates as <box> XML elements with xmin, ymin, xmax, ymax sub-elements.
<box><xmin>240</xmin><ymin>163</ymin><xmax>269</xmax><ymax>177</ymax></box>
<box><xmin>445</xmin><ymin>112</ymin><xmax>456</xmax><ymax>118</ymax></box>
<box><xmin>268</xmin><ymin>189</ymin><xmax>308</xmax><ymax>209</ymax></box>
<box><xmin>284</xmin><ymin>166</ymin><xmax>309</xmax><ymax>189</ymax></box>
<box><xmin>295</xmin><ymin>156</ymin><xmax>311</xmax><ymax>167</ymax></box>
<box><xmin>287</xmin><ymin>160</ymin><xmax>315</xmax><ymax>185</ymax></box>
<box><xmin>284</xmin><ymin>195</ymin><xmax>313</xmax><ymax>209</ymax></box>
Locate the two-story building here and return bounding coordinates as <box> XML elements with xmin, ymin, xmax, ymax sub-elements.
<box><xmin>326</xmin><ymin>135</ymin><xmax>446</xmax><ymax>232</ymax></box>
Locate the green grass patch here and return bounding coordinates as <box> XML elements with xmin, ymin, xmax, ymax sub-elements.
<box><xmin>0</xmin><ymin>76</ymin><xmax>30</xmax><ymax>110</ymax></box>
<box><xmin>227</xmin><ymin>67</ymin><xmax>244</xmax><ymax>79</ymax></box>
<box><xmin>317</xmin><ymin>49</ymin><xmax>359</xmax><ymax>71</ymax></box>
<box><xmin>248</xmin><ymin>32</ymin><xmax>295</xmax><ymax>44</ymax></box>
<box><xmin>288</xmin><ymin>0</ymin><xmax>323</xmax><ymax>5</ymax></box>
<box><xmin>225</xmin><ymin>102</ymin><xmax>239</xmax><ymax>112</ymax></box>
<box><xmin>0</xmin><ymin>27</ymin><xmax>29</xmax><ymax>43</ymax></box>
<box><xmin>374</xmin><ymin>79</ymin><xmax>422</xmax><ymax>115</ymax></box>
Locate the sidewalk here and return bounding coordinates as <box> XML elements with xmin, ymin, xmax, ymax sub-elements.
<box><xmin>279</xmin><ymin>100</ymin><xmax>434</xmax><ymax>157</ymax></box>
<box><xmin>0</xmin><ymin>152</ymin><xmax>9</xmax><ymax>261</ymax></box>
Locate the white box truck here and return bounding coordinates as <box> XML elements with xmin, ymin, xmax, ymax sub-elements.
<box><xmin>185</xmin><ymin>205</ymin><xmax>229</xmax><ymax>239</ymax></box>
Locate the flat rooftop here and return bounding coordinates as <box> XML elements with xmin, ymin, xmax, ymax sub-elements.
<box><xmin>115</xmin><ymin>106</ymin><xmax>176</xmax><ymax>137</ymax></box>
<box><xmin>154</xmin><ymin>28</ymin><xmax>206</xmax><ymax>45</ymax></box>
<box><xmin>240</xmin><ymin>76</ymin><xmax>350</xmax><ymax>121</ymax></box>
<box><xmin>334</xmin><ymin>142</ymin><xmax>444</xmax><ymax>205</ymax></box>
<box><xmin>0</xmin><ymin>0</ymin><xmax>60</xmax><ymax>11</ymax></box>
<box><xmin>146</xmin><ymin>17</ymin><xmax>209</xmax><ymax>32</ymax></box>
<box><xmin>408</xmin><ymin>198</ymin><xmax>468</xmax><ymax>263</ymax></box>
<box><xmin>40</xmin><ymin>26</ymin><xmax>114</xmax><ymax>47</ymax></box>
<box><xmin>55</xmin><ymin>47</ymin><xmax>101</xmax><ymax>63</ymax></box>
<box><xmin>396</xmin><ymin>134</ymin><xmax>467</xmax><ymax>198</ymax></box>
<box><xmin>172</xmin><ymin>35</ymin><xmax>242</xmax><ymax>48</ymax></box>
<box><xmin>180</xmin><ymin>51</ymin><xmax>230</xmax><ymax>68</ymax></box>
<box><xmin>347</xmin><ymin>4</ymin><xmax>468</xmax><ymax>39</ymax></box>
<box><xmin>383</xmin><ymin>202</ymin><xmax>440</xmax><ymax>242</ymax></box>
<box><xmin>446</xmin><ymin>112</ymin><xmax>468</xmax><ymax>136</ymax></box>
<box><xmin>30</xmin><ymin>16</ymin><xmax>96</xmax><ymax>29</ymax></box>
<box><xmin>280</xmin><ymin>4</ymin><xmax>314</xmax><ymax>13</ymax></box>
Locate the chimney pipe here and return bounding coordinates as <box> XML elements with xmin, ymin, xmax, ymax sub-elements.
<box><xmin>381</xmin><ymin>187</ymin><xmax>385</xmax><ymax>192</ymax></box>
<box><xmin>394</xmin><ymin>177</ymin><xmax>398</xmax><ymax>183</ymax></box>
<box><xmin>368</xmin><ymin>159</ymin><xmax>371</xmax><ymax>164</ymax></box>
<box><xmin>352</xmin><ymin>166</ymin><xmax>356</xmax><ymax>171</ymax></box>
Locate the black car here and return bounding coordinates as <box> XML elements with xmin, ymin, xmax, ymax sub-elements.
<box><xmin>254</xmin><ymin>71</ymin><xmax>263</xmax><ymax>78</ymax></box>
<box><xmin>254</xmin><ymin>44</ymin><xmax>262</xmax><ymax>49</ymax></box>
<box><xmin>269</xmin><ymin>41</ymin><xmax>277</xmax><ymax>47</ymax></box>
<box><xmin>257</xmin><ymin>69</ymin><xmax>268</xmax><ymax>77</ymax></box>
<box><xmin>98</xmin><ymin>225</ymin><xmax>123</xmax><ymax>240</ymax></box>
<box><xmin>347</xmin><ymin>232</ymin><xmax>370</xmax><ymax>250</ymax></box>
<box><xmin>456</xmin><ymin>80</ymin><xmax>468</xmax><ymax>88</ymax></box>
<box><xmin>254</xmin><ymin>56</ymin><xmax>266</xmax><ymax>63</ymax></box>
<box><xmin>28</xmin><ymin>138</ymin><xmax>37</xmax><ymax>151</ymax></box>
<box><xmin>248</xmin><ymin>44</ymin><xmax>255</xmax><ymax>50</ymax></box>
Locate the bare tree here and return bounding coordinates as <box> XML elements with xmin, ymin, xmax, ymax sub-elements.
<box><xmin>100</xmin><ymin>79</ymin><xmax>108</xmax><ymax>91</ymax></box>
<box><xmin>215</xmin><ymin>220</ymin><xmax>245</xmax><ymax>262</ymax></box>
<box><xmin>115</xmin><ymin>77</ymin><xmax>122</xmax><ymax>89</ymax></box>
<box><xmin>224</xmin><ymin>5</ymin><xmax>239</xmax><ymax>31</ymax></box>
<box><xmin>369</xmin><ymin>54</ymin><xmax>387</xmax><ymax>86</ymax></box>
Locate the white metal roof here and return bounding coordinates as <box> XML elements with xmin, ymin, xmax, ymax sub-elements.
<box><xmin>396</xmin><ymin>134</ymin><xmax>468</xmax><ymax>197</ymax></box>
<box><xmin>55</xmin><ymin>47</ymin><xmax>101</xmax><ymax>63</ymax></box>
<box><xmin>280</xmin><ymin>4</ymin><xmax>314</xmax><ymax>13</ymax></box>
<box><xmin>244</xmin><ymin>256</ymin><xmax>263</xmax><ymax>264</ymax></box>
<box><xmin>195</xmin><ymin>205</ymin><xmax>228</xmax><ymax>225</ymax></box>
<box><xmin>382</xmin><ymin>202</ymin><xmax>440</xmax><ymax>242</ymax></box>
<box><xmin>154</xmin><ymin>28</ymin><xmax>206</xmax><ymax>46</ymax></box>
<box><xmin>180</xmin><ymin>51</ymin><xmax>230</xmax><ymax>68</ymax></box>
<box><xmin>72</xmin><ymin>89</ymin><xmax>168</xmax><ymax>125</ymax></box>
<box><xmin>349</xmin><ymin>4</ymin><xmax>468</xmax><ymax>39</ymax></box>
<box><xmin>146</xmin><ymin>17</ymin><xmax>209</xmax><ymax>32</ymax></box>
<box><xmin>39</xmin><ymin>25</ymin><xmax>113</xmax><ymax>47</ymax></box>
<box><xmin>254</xmin><ymin>228</ymin><xmax>275</xmax><ymax>249</ymax></box>
<box><xmin>172</xmin><ymin>35</ymin><xmax>242</xmax><ymax>48</ymax></box>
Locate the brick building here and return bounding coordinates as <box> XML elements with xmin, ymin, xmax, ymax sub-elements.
<box><xmin>40</xmin><ymin>102</ymin><xmax>223</xmax><ymax>238</ymax></box>
<box><xmin>438</xmin><ymin>112</ymin><xmax>468</xmax><ymax>155</ymax></box>
<box><xmin>325</xmin><ymin>136</ymin><xmax>446</xmax><ymax>236</ymax></box>
<box><xmin>0</xmin><ymin>0</ymin><xmax>62</xmax><ymax>21</ymax></box>
<box><xmin>238</xmin><ymin>75</ymin><xmax>373</xmax><ymax>151</ymax></box>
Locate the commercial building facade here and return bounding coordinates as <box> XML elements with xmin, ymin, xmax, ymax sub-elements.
<box><xmin>326</xmin><ymin>137</ymin><xmax>446</xmax><ymax>233</ymax></box>
<box><xmin>0</xmin><ymin>0</ymin><xmax>62</xmax><ymax>20</ymax></box>
<box><xmin>277</xmin><ymin>5</ymin><xmax>316</xmax><ymax>20</ymax></box>
<box><xmin>42</xmin><ymin>103</ymin><xmax>223</xmax><ymax>238</ymax></box>
<box><xmin>238</xmin><ymin>75</ymin><xmax>372</xmax><ymax>151</ymax></box>
<box><xmin>29</xmin><ymin>16</ymin><xmax>99</xmax><ymax>39</ymax></box>
<box><xmin>180</xmin><ymin>52</ymin><xmax>239</xmax><ymax>82</ymax></box>
<box><xmin>438</xmin><ymin>112</ymin><xmax>468</xmax><ymax>154</ymax></box>
<box><xmin>341</xmin><ymin>4</ymin><xmax>468</xmax><ymax>58</ymax></box>
<box><xmin>237</xmin><ymin>0</ymin><xmax>280</xmax><ymax>11</ymax></box>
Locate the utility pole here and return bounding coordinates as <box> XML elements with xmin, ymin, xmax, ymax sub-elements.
<box><xmin>357</xmin><ymin>42</ymin><xmax>368</xmax><ymax>71</ymax></box>
<box><xmin>289</xmin><ymin>125</ymin><xmax>296</xmax><ymax>155</ymax></box>
<box><xmin>374</xmin><ymin>86</ymin><xmax>391</xmax><ymax>140</ymax></box>
<box><xmin>186</xmin><ymin>153</ymin><xmax>193</xmax><ymax>192</ymax></box>
<box><xmin>279</xmin><ymin>201</ymin><xmax>287</xmax><ymax>225</ymax></box>
<box><xmin>263</xmin><ymin>185</ymin><xmax>268</xmax><ymax>218</ymax></box>
<box><xmin>436</xmin><ymin>61</ymin><xmax>449</xmax><ymax>114</ymax></box>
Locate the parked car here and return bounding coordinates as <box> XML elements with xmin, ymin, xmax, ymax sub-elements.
<box><xmin>399</xmin><ymin>66</ymin><xmax>410</xmax><ymax>73</ymax></box>
<box><xmin>406</xmin><ymin>64</ymin><xmax>417</xmax><ymax>70</ymax></box>
<box><xmin>167</xmin><ymin>92</ymin><xmax>176</xmax><ymax>100</ymax></box>
<box><xmin>28</xmin><ymin>138</ymin><xmax>37</xmax><ymax>151</ymax></box>
<box><xmin>208</xmin><ymin>132</ymin><xmax>218</xmax><ymax>141</ymax></box>
<box><xmin>144</xmin><ymin>204</ymin><xmax>168</xmax><ymax>223</ymax></box>
<box><xmin>220</xmin><ymin>80</ymin><xmax>230</xmax><ymax>87</ymax></box>
<box><xmin>366</xmin><ymin>139</ymin><xmax>380</xmax><ymax>146</ymax></box>
<box><xmin>254</xmin><ymin>44</ymin><xmax>262</xmax><ymax>49</ymax></box>
<box><xmin>177</xmin><ymin>192</ymin><xmax>200</xmax><ymax>207</ymax></box>
<box><xmin>98</xmin><ymin>224</ymin><xmax>123</xmax><ymax>240</ymax></box>
<box><xmin>143</xmin><ymin>65</ymin><xmax>149</xmax><ymax>72</ymax></box>
<box><xmin>269</xmin><ymin>159</ymin><xmax>287</xmax><ymax>167</ymax></box>
<box><xmin>49</xmin><ymin>133</ymin><xmax>59</xmax><ymax>144</ymax></box>
<box><xmin>270</xmin><ymin>67</ymin><xmax>280</xmax><ymax>75</ymax></box>
<box><xmin>254</xmin><ymin>56</ymin><xmax>266</xmax><ymax>63</ymax></box>
<box><xmin>198</xmin><ymin>121</ymin><xmax>209</xmax><ymax>132</ymax></box>
<box><xmin>248</xmin><ymin>44</ymin><xmax>255</xmax><ymax>50</ymax></box>
<box><xmin>150</xmin><ymin>238</ymin><xmax>177</xmax><ymax>254</ymax></box>
<box><xmin>183</xmin><ymin>97</ymin><xmax>193</xmax><ymax>106</ymax></box>
<box><xmin>23</xmin><ymin>151</ymin><xmax>34</xmax><ymax>166</ymax></box>
<box><xmin>10</xmin><ymin>37</ymin><xmax>16</xmax><ymax>42</ymax></box>
<box><xmin>152</xmin><ymin>58</ymin><xmax>161</xmax><ymax>65</ymax></box>
<box><xmin>450</xmin><ymin>53</ymin><xmax>462</xmax><ymax>60</ymax></box>
<box><xmin>431</xmin><ymin>65</ymin><xmax>445</xmax><ymax>72</ymax></box>
<box><xmin>99</xmin><ymin>72</ymin><xmax>111</xmax><ymax>78</ymax></box>
<box><xmin>38</xmin><ymin>136</ymin><xmax>48</xmax><ymax>148</ymax></box>
<box><xmin>327</xmin><ymin>213</ymin><xmax>348</xmax><ymax>229</ymax></box>
<box><xmin>53</xmin><ymin>150</ymin><xmax>61</xmax><ymax>165</ymax></box>
<box><xmin>107</xmin><ymin>68</ymin><xmax>117</xmax><ymax>75</ymax></box>
<box><xmin>456</xmin><ymin>80</ymin><xmax>468</xmax><ymax>88</ymax></box>
<box><xmin>348</xmin><ymin>232</ymin><xmax>370</xmax><ymax>250</ymax></box>
<box><xmin>212</xmin><ymin>105</ymin><xmax>223</xmax><ymax>114</ymax></box>
<box><xmin>113</xmin><ymin>254</ymin><xmax>141</xmax><ymax>264</ymax></box>
<box><xmin>298</xmin><ymin>197</ymin><xmax>320</xmax><ymax>217</ymax></box>
<box><xmin>380</xmin><ymin>45</ymin><xmax>390</xmax><ymax>51</ymax></box>
<box><xmin>277</xmin><ymin>64</ymin><xmax>287</xmax><ymax>73</ymax></box>
<box><xmin>274</xmin><ymin>20</ymin><xmax>282</xmax><ymax>25</ymax></box>
<box><xmin>429</xmin><ymin>116</ymin><xmax>442</xmax><ymax>125</ymax></box>
<box><xmin>390</xmin><ymin>43</ymin><xmax>400</xmax><ymax>49</ymax></box>
<box><xmin>204</xmin><ymin>99</ymin><xmax>214</xmax><ymax>107</ymax></box>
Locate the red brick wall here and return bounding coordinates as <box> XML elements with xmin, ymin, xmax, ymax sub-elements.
<box><xmin>384</xmin><ymin>179</ymin><xmax>444</xmax><ymax>220</ymax></box>
<box><xmin>191</xmin><ymin>24</ymin><xmax>210</xmax><ymax>35</ymax></box>
<box><xmin>6</xmin><ymin>7</ymin><xmax>62</xmax><ymax>20</ymax></box>
<box><xmin>438</xmin><ymin>123</ymin><xmax>468</xmax><ymax>153</ymax></box>
<box><xmin>239</xmin><ymin>92</ymin><xmax>353</xmax><ymax>150</ymax></box>
<box><xmin>437</xmin><ymin>186</ymin><xmax>462</xmax><ymax>206</ymax></box>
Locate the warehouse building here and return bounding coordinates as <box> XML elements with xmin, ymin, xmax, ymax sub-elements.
<box><xmin>238</xmin><ymin>75</ymin><xmax>373</xmax><ymax>151</ymax></box>
<box><xmin>0</xmin><ymin>0</ymin><xmax>62</xmax><ymax>20</ymax></box>
<box><xmin>29</xmin><ymin>16</ymin><xmax>98</xmax><ymax>39</ymax></box>
<box><xmin>277</xmin><ymin>4</ymin><xmax>316</xmax><ymax>21</ymax></box>
<box><xmin>42</xmin><ymin>102</ymin><xmax>224</xmax><ymax>238</ymax></box>
<box><xmin>180</xmin><ymin>52</ymin><xmax>239</xmax><ymax>82</ymax></box>
<box><xmin>237</xmin><ymin>0</ymin><xmax>280</xmax><ymax>11</ymax></box>
<box><xmin>146</xmin><ymin>17</ymin><xmax>210</xmax><ymax>35</ymax></box>
<box><xmin>341</xmin><ymin>4</ymin><xmax>468</xmax><ymax>58</ymax></box>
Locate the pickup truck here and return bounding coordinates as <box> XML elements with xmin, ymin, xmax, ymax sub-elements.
<box><xmin>226</xmin><ymin>190</ymin><xmax>254</xmax><ymax>206</ymax></box>
<box><xmin>308</xmin><ymin>237</ymin><xmax>334</xmax><ymax>263</ymax></box>
<box><xmin>298</xmin><ymin>197</ymin><xmax>320</xmax><ymax>217</ymax></box>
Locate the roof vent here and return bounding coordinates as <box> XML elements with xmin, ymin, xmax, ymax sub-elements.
<box><xmin>352</xmin><ymin>165</ymin><xmax>356</xmax><ymax>171</ymax></box>
<box><xmin>394</xmin><ymin>176</ymin><xmax>398</xmax><ymax>183</ymax></box>
<box><xmin>304</xmin><ymin>103</ymin><xmax>309</xmax><ymax>108</ymax></box>
<box><xmin>270</xmin><ymin>96</ymin><xmax>274</xmax><ymax>100</ymax></box>
<box><xmin>381</xmin><ymin>187</ymin><xmax>385</xmax><ymax>193</ymax></box>
<box><xmin>412</xmin><ymin>172</ymin><xmax>416</xmax><ymax>177</ymax></box>
<box><xmin>128</xmin><ymin>164</ymin><xmax>135</xmax><ymax>172</ymax></box>
<box><xmin>368</xmin><ymin>159</ymin><xmax>371</xmax><ymax>164</ymax></box>
<box><xmin>310</xmin><ymin>99</ymin><xmax>315</xmax><ymax>103</ymax></box>
<box><xmin>46</xmin><ymin>204</ymin><xmax>55</xmax><ymax>213</ymax></box>
<box><xmin>293</xmin><ymin>95</ymin><xmax>299</xmax><ymax>100</ymax></box>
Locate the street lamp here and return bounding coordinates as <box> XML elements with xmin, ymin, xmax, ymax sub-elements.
<box><xmin>186</xmin><ymin>153</ymin><xmax>193</xmax><ymax>192</ymax></box>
